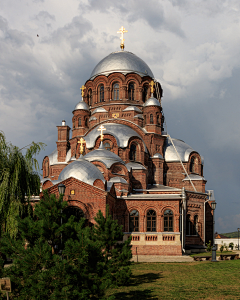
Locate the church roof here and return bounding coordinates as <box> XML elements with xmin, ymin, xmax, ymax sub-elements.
<box><xmin>164</xmin><ymin>137</ymin><xmax>204</xmax><ymax>164</ymax></box>
<box><xmin>74</xmin><ymin>99</ymin><xmax>89</xmax><ymax>111</ymax></box>
<box><xmin>183</xmin><ymin>174</ymin><xmax>206</xmax><ymax>181</ymax></box>
<box><xmin>122</xmin><ymin>106</ymin><xmax>142</xmax><ymax>113</ymax></box>
<box><xmin>144</xmin><ymin>96</ymin><xmax>161</xmax><ymax>107</ymax></box>
<box><xmin>58</xmin><ymin>156</ymin><xmax>105</xmax><ymax>186</ymax></box>
<box><xmin>89</xmin><ymin>51</ymin><xmax>154</xmax><ymax>80</ymax></box>
<box><xmin>84</xmin><ymin>123</ymin><xmax>147</xmax><ymax>152</ymax></box>
<box><xmin>84</xmin><ymin>142</ymin><xmax>125</xmax><ymax>168</ymax></box>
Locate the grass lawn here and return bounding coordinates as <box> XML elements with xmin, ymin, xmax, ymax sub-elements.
<box><xmin>108</xmin><ymin>260</ymin><xmax>240</xmax><ymax>299</ymax></box>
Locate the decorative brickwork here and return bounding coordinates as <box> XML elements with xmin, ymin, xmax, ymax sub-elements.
<box><xmin>41</xmin><ymin>48</ymin><xmax>214</xmax><ymax>256</ymax></box>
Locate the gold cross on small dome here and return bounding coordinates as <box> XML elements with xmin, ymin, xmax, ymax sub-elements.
<box><xmin>117</xmin><ymin>26</ymin><xmax>128</xmax><ymax>50</ymax></box>
<box><xmin>98</xmin><ymin>125</ymin><xmax>106</xmax><ymax>141</ymax></box>
<box><xmin>78</xmin><ymin>137</ymin><xmax>86</xmax><ymax>155</ymax></box>
<box><xmin>80</xmin><ymin>85</ymin><xmax>86</xmax><ymax>97</ymax></box>
<box><xmin>149</xmin><ymin>80</ymin><xmax>155</xmax><ymax>94</ymax></box>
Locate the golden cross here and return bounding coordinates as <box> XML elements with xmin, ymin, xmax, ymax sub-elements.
<box><xmin>98</xmin><ymin>125</ymin><xmax>106</xmax><ymax>141</ymax></box>
<box><xmin>149</xmin><ymin>80</ymin><xmax>155</xmax><ymax>94</ymax></box>
<box><xmin>117</xmin><ymin>26</ymin><xmax>128</xmax><ymax>49</ymax></box>
<box><xmin>78</xmin><ymin>137</ymin><xmax>86</xmax><ymax>155</ymax></box>
<box><xmin>80</xmin><ymin>85</ymin><xmax>86</xmax><ymax>97</ymax></box>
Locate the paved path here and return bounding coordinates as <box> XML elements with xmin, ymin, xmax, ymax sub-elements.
<box><xmin>131</xmin><ymin>255</ymin><xmax>194</xmax><ymax>263</ymax></box>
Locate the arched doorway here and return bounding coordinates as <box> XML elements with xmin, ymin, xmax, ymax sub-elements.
<box><xmin>63</xmin><ymin>206</ymin><xmax>85</xmax><ymax>223</ymax></box>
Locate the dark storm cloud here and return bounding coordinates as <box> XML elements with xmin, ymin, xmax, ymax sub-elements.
<box><xmin>83</xmin><ymin>0</ymin><xmax>185</xmax><ymax>37</ymax></box>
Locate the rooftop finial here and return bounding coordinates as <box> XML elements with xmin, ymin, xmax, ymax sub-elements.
<box><xmin>78</xmin><ymin>137</ymin><xmax>86</xmax><ymax>155</ymax></box>
<box><xmin>80</xmin><ymin>85</ymin><xmax>86</xmax><ymax>97</ymax></box>
<box><xmin>117</xmin><ymin>26</ymin><xmax>128</xmax><ymax>50</ymax></box>
<box><xmin>98</xmin><ymin>125</ymin><xmax>106</xmax><ymax>141</ymax></box>
<box><xmin>149</xmin><ymin>80</ymin><xmax>155</xmax><ymax>95</ymax></box>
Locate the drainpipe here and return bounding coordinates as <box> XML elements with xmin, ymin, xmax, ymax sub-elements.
<box><xmin>181</xmin><ymin>187</ymin><xmax>186</xmax><ymax>253</ymax></box>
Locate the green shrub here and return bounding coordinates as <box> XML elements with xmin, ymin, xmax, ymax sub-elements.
<box><xmin>229</xmin><ymin>242</ymin><xmax>234</xmax><ymax>250</ymax></box>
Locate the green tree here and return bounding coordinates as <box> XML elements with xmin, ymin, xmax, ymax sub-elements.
<box><xmin>0</xmin><ymin>132</ymin><xmax>45</xmax><ymax>237</ymax></box>
<box><xmin>0</xmin><ymin>191</ymin><xmax>132</xmax><ymax>299</ymax></box>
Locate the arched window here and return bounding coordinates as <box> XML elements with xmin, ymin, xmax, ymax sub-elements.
<box><xmin>78</xmin><ymin>118</ymin><xmax>81</xmax><ymax>127</ymax></box>
<box><xmin>147</xmin><ymin>210</ymin><xmax>156</xmax><ymax>232</ymax></box>
<box><xmin>150</xmin><ymin>114</ymin><xmax>153</xmax><ymax>124</ymax></box>
<box><xmin>99</xmin><ymin>84</ymin><xmax>104</xmax><ymax>102</ymax></box>
<box><xmin>186</xmin><ymin>214</ymin><xmax>191</xmax><ymax>236</ymax></box>
<box><xmin>129</xmin><ymin>144</ymin><xmax>137</xmax><ymax>161</ymax></box>
<box><xmin>190</xmin><ymin>157</ymin><xmax>195</xmax><ymax>172</ymax></box>
<box><xmin>157</xmin><ymin>114</ymin><xmax>160</xmax><ymax>125</ymax></box>
<box><xmin>144</xmin><ymin>115</ymin><xmax>146</xmax><ymax>127</ymax></box>
<box><xmin>73</xmin><ymin>118</ymin><xmax>75</xmax><ymax>129</ymax></box>
<box><xmin>85</xmin><ymin>118</ymin><xmax>88</xmax><ymax>127</ymax></box>
<box><xmin>104</xmin><ymin>142</ymin><xmax>111</xmax><ymax>151</ymax></box>
<box><xmin>128</xmin><ymin>83</ymin><xmax>135</xmax><ymax>101</ymax></box>
<box><xmin>129</xmin><ymin>210</ymin><xmax>139</xmax><ymax>232</ymax></box>
<box><xmin>193</xmin><ymin>215</ymin><xmax>198</xmax><ymax>235</ymax></box>
<box><xmin>142</xmin><ymin>85</ymin><xmax>148</xmax><ymax>102</ymax></box>
<box><xmin>87</xmin><ymin>89</ymin><xmax>92</xmax><ymax>106</ymax></box>
<box><xmin>113</xmin><ymin>83</ymin><xmax>119</xmax><ymax>100</ymax></box>
<box><xmin>164</xmin><ymin>209</ymin><xmax>173</xmax><ymax>232</ymax></box>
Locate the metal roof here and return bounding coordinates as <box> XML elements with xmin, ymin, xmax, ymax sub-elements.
<box><xmin>84</xmin><ymin>123</ymin><xmax>147</xmax><ymax>152</ymax></box>
<box><xmin>183</xmin><ymin>174</ymin><xmax>206</xmax><ymax>181</ymax></box>
<box><xmin>122</xmin><ymin>106</ymin><xmax>142</xmax><ymax>113</ymax></box>
<box><xmin>58</xmin><ymin>156</ymin><xmax>105</xmax><ymax>186</ymax></box>
<box><xmin>92</xmin><ymin>107</ymin><xmax>108</xmax><ymax>114</ymax></box>
<box><xmin>126</xmin><ymin>162</ymin><xmax>147</xmax><ymax>171</ymax></box>
<box><xmin>74</xmin><ymin>99</ymin><xmax>89</xmax><ymax>111</ymax></box>
<box><xmin>84</xmin><ymin>142</ymin><xmax>125</xmax><ymax>168</ymax></box>
<box><xmin>89</xmin><ymin>51</ymin><xmax>154</xmax><ymax>80</ymax></box>
<box><xmin>164</xmin><ymin>137</ymin><xmax>204</xmax><ymax>164</ymax></box>
<box><xmin>144</xmin><ymin>96</ymin><xmax>161</xmax><ymax>107</ymax></box>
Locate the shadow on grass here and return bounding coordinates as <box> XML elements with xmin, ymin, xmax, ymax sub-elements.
<box><xmin>112</xmin><ymin>272</ymin><xmax>162</xmax><ymax>299</ymax></box>
<box><xmin>130</xmin><ymin>272</ymin><xmax>163</xmax><ymax>286</ymax></box>
<box><xmin>113</xmin><ymin>288</ymin><xmax>158</xmax><ymax>300</ymax></box>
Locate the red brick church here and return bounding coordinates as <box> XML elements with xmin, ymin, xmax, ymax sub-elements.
<box><xmin>41</xmin><ymin>28</ymin><xmax>214</xmax><ymax>255</ymax></box>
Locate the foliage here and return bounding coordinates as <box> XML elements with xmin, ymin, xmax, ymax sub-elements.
<box><xmin>206</xmin><ymin>240</ymin><xmax>212</xmax><ymax>252</ymax></box>
<box><xmin>229</xmin><ymin>242</ymin><xmax>234</xmax><ymax>250</ymax></box>
<box><xmin>220</xmin><ymin>245</ymin><xmax>224</xmax><ymax>253</ymax></box>
<box><xmin>220</xmin><ymin>231</ymin><xmax>240</xmax><ymax>238</ymax></box>
<box><xmin>223</xmin><ymin>243</ymin><xmax>228</xmax><ymax>251</ymax></box>
<box><xmin>0</xmin><ymin>132</ymin><xmax>45</xmax><ymax>237</ymax></box>
<box><xmin>0</xmin><ymin>191</ymin><xmax>132</xmax><ymax>299</ymax></box>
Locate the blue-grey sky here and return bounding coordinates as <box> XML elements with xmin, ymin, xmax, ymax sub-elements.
<box><xmin>1</xmin><ymin>0</ymin><xmax>240</xmax><ymax>233</ymax></box>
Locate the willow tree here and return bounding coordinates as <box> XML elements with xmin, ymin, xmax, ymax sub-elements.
<box><xmin>0</xmin><ymin>131</ymin><xmax>45</xmax><ymax>237</ymax></box>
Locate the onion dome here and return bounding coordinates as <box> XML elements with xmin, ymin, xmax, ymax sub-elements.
<box><xmin>58</xmin><ymin>155</ymin><xmax>105</xmax><ymax>185</ymax></box>
<box><xmin>74</xmin><ymin>98</ymin><xmax>89</xmax><ymax>111</ymax></box>
<box><xmin>144</xmin><ymin>95</ymin><xmax>161</xmax><ymax>107</ymax></box>
<box><xmin>84</xmin><ymin>142</ymin><xmax>124</xmax><ymax>168</ymax></box>
<box><xmin>89</xmin><ymin>51</ymin><xmax>154</xmax><ymax>80</ymax></box>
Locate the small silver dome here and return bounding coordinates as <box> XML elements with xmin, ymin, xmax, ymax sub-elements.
<box><xmin>123</xmin><ymin>106</ymin><xmax>142</xmax><ymax>113</ymax></box>
<box><xmin>152</xmin><ymin>153</ymin><xmax>163</xmax><ymax>159</ymax></box>
<box><xmin>74</xmin><ymin>99</ymin><xmax>89</xmax><ymax>111</ymax></box>
<box><xmin>183</xmin><ymin>174</ymin><xmax>206</xmax><ymax>181</ymax></box>
<box><xmin>58</xmin><ymin>156</ymin><xmax>105</xmax><ymax>186</ymax></box>
<box><xmin>144</xmin><ymin>96</ymin><xmax>161</xmax><ymax>107</ymax></box>
<box><xmin>90</xmin><ymin>51</ymin><xmax>154</xmax><ymax>80</ymax></box>
<box><xmin>84</xmin><ymin>143</ymin><xmax>125</xmax><ymax>168</ymax></box>
<box><xmin>92</xmin><ymin>107</ymin><xmax>108</xmax><ymax>114</ymax></box>
<box><xmin>126</xmin><ymin>162</ymin><xmax>147</xmax><ymax>171</ymax></box>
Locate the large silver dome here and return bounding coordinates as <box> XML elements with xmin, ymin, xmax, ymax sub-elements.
<box><xmin>90</xmin><ymin>51</ymin><xmax>154</xmax><ymax>80</ymax></box>
<box><xmin>84</xmin><ymin>143</ymin><xmax>124</xmax><ymax>168</ymax></box>
<box><xmin>58</xmin><ymin>156</ymin><xmax>105</xmax><ymax>186</ymax></box>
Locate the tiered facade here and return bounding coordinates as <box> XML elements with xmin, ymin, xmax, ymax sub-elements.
<box><xmin>41</xmin><ymin>47</ymin><xmax>214</xmax><ymax>255</ymax></box>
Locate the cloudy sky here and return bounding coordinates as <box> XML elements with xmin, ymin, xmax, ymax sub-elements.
<box><xmin>1</xmin><ymin>0</ymin><xmax>240</xmax><ymax>233</ymax></box>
